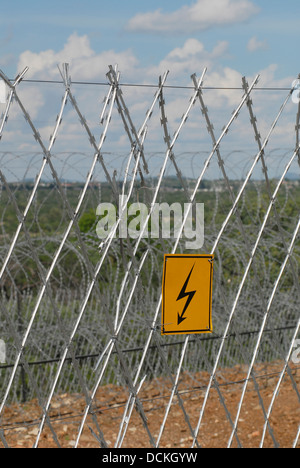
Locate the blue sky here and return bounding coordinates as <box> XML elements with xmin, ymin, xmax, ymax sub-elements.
<box><xmin>1</xmin><ymin>0</ymin><xmax>300</xmax><ymax>181</ymax></box>
<box><xmin>1</xmin><ymin>0</ymin><xmax>299</xmax><ymax>81</ymax></box>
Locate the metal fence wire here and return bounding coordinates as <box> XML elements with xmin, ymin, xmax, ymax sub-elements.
<box><xmin>0</xmin><ymin>64</ymin><xmax>299</xmax><ymax>448</ymax></box>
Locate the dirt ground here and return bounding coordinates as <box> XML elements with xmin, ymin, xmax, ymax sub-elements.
<box><xmin>1</xmin><ymin>361</ymin><xmax>299</xmax><ymax>449</ymax></box>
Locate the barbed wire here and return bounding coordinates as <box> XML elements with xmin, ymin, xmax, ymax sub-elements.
<box><xmin>0</xmin><ymin>64</ymin><xmax>299</xmax><ymax>448</ymax></box>
<box><xmin>5</xmin><ymin>76</ymin><xmax>294</xmax><ymax>91</ymax></box>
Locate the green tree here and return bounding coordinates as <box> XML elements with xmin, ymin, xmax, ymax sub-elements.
<box><xmin>78</xmin><ymin>208</ymin><xmax>97</xmax><ymax>233</ymax></box>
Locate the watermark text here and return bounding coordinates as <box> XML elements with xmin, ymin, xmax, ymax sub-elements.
<box><xmin>291</xmin><ymin>339</ymin><xmax>300</xmax><ymax>364</ymax></box>
<box><xmin>96</xmin><ymin>196</ymin><xmax>204</xmax><ymax>250</ymax></box>
<box><xmin>292</xmin><ymin>79</ymin><xmax>300</xmax><ymax>104</ymax></box>
<box><xmin>0</xmin><ymin>339</ymin><xmax>5</xmax><ymax>363</ymax></box>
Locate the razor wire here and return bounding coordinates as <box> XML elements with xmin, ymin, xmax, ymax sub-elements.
<box><xmin>192</xmin><ymin>79</ymin><xmax>300</xmax><ymax>448</ymax></box>
<box><xmin>115</xmin><ymin>71</ymin><xmax>260</xmax><ymax>448</ymax></box>
<box><xmin>0</xmin><ymin>64</ymin><xmax>299</xmax><ymax>448</ymax></box>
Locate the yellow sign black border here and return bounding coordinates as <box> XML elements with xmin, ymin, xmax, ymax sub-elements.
<box><xmin>161</xmin><ymin>254</ymin><xmax>214</xmax><ymax>335</ymax></box>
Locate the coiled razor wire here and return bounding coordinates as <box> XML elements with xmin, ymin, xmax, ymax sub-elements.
<box><xmin>0</xmin><ymin>64</ymin><xmax>299</xmax><ymax>448</ymax></box>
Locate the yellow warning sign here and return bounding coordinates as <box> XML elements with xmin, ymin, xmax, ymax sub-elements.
<box><xmin>161</xmin><ymin>254</ymin><xmax>214</xmax><ymax>335</ymax></box>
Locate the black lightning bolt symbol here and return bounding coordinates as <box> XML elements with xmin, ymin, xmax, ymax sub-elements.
<box><xmin>176</xmin><ymin>263</ymin><xmax>196</xmax><ymax>325</ymax></box>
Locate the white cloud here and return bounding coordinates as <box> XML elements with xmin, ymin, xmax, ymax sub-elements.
<box><xmin>167</xmin><ymin>38</ymin><xmax>228</xmax><ymax>61</ymax></box>
<box><xmin>126</xmin><ymin>0</ymin><xmax>259</xmax><ymax>34</ymax></box>
<box><xmin>18</xmin><ymin>33</ymin><xmax>93</xmax><ymax>78</ymax></box>
<box><xmin>247</xmin><ymin>36</ymin><xmax>268</xmax><ymax>52</ymax></box>
<box><xmin>17</xmin><ymin>33</ymin><xmax>138</xmax><ymax>80</ymax></box>
<box><xmin>147</xmin><ymin>39</ymin><xmax>229</xmax><ymax>84</ymax></box>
